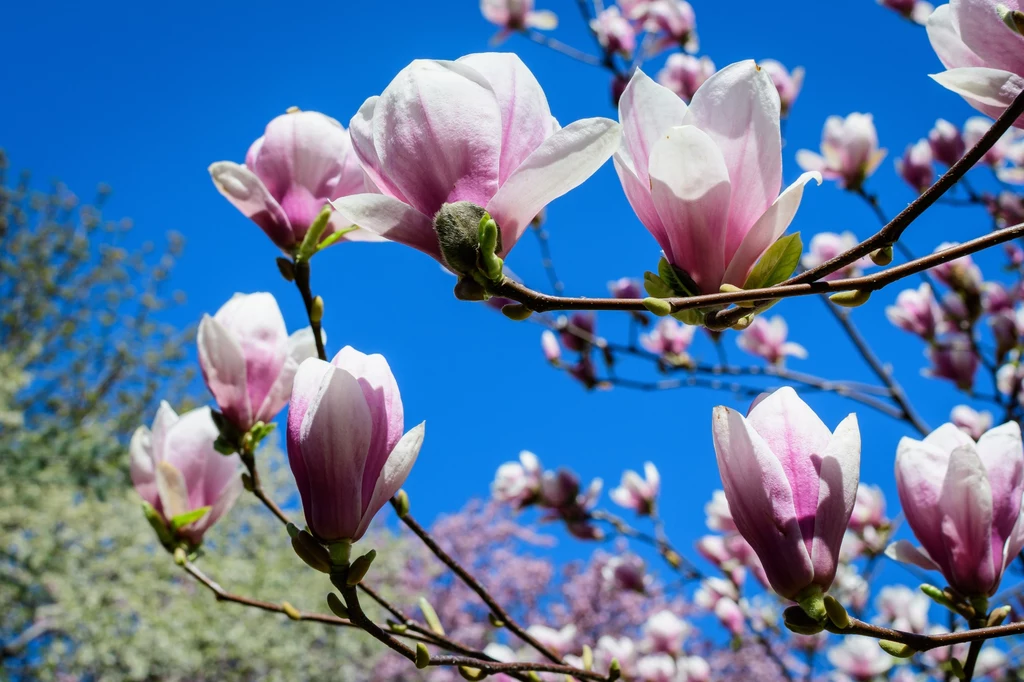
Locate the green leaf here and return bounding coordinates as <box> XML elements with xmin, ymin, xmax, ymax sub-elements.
<box><xmin>643</xmin><ymin>271</ymin><xmax>674</xmax><ymax>299</ymax></box>
<box><xmin>743</xmin><ymin>232</ymin><xmax>802</xmax><ymax>290</ymax></box>
<box><xmin>671</xmin><ymin>308</ymin><xmax>705</xmax><ymax>326</ymax></box>
<box><xmin>658</xmin><ymin>258</ymin><xmax>700</xmax><ymax>297</ymax></box>
<box><xmin>170</xmin><ymin>506</ymin><xmax>211</xmax><ymax>531</ymax></box>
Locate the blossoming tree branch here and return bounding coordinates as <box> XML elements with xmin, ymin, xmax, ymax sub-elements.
<box><xmin>125</xmin><ymin>0</ymin><xmax>1024</xmax><ymax>680</ymax></box>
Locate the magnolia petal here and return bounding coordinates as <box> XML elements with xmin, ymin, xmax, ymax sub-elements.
<box><xmin>197</xmin><ymin>314</ymin><xmax>253</xmax><ymax>430</ymax></box>
<box><xmin>952</xmin><ymin>0</ymin><xmax>1024</xmax><ymax>75</ymax></box>
<box><xmin>976</xmin><ymin>422</ymin><xmax>1024</xmax><ymax>561</ymax></box>
<box><xmin>722</xmin><ymin>171</ymin><xmax>821</xmax><ymax>286</ymax></box>
<box><xmin>926</xmin><ymin>3</ymin><xmax>986</xmax><ymax>70</ymax></box>
<box><xmin>329</xmin><ymin>193</ymin><xmax>439</xmax><ymax>260</ymax></box>
<box><xmin>939</xmin><ymin>444</ymin><xmax>996</xmax><ymax>594</ymax></box>
<box><xmin>931</xmin><ymin>67</ymin><xmax>1024</xmax><ymax>124</ymax></box>
<box><xmin>486</xmin><ymin>117</ymin><xmax>620</xmax><ymax>253</ymax></box>
<box><xmin>355</xmin><ymin>422</ymin><xmax>426</xmax><ymax>540</ymax></box>
<box><xmin>612</xmin><ymin>152</ymin><xmax>670</xmax><ymax>252</ymax></box>
<box><xmin>885</xmin><ymin>539</ymin><xmax>942</xmax><ymax>571</ymax></box>
<box><xmin>182</xmin><ymin>470</ymin><xmax>244</xmax><ymax>544</ymax></box>
<box><xmin>795</xmin><ymin>150</ymin><xmax>827</xmax><ymax>173</ymax></box>
<box><xmin>209</xmin><ymin>161</ymin><xmax>293</xmax><ymax>250</ymax></box>
<box><xmin>895</xmin><ymin>431</ymin><xmax>960</xmax><ymax>567</ymax></box>
<box><xmin>617</xmin><ymin>69</ymin><xmax>688</xmax><ymax>185</ymax></box>
<box><xmin>526</xmin><ymin>9</ymin><xmax>559</xmax><ymax>30</ymax></box>
<box><xmin>811</xmin><ymin>414</ymin><xmax>861</xmax><ymax>585</ymax></box>
<box><xmin>156</xmin><ymin>460</ymin><xmax>191</xmax><ymax>520</ymax></box>
<box><xmin>647</xmin><ymin>125</ymin><xmax>731</xmax><ymax>291</ymax></box>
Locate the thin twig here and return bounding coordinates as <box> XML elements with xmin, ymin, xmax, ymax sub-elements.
<box><xmin>293</xmin><ymin>260</ymin><xmax>326</xmax><ymax>362</ymax></box>
<box><xmin>524</xmin><ymin>31</ymin><xmax>602</xmax><ymax>66</ymax></box>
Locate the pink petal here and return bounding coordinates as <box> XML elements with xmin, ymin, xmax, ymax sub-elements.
<box><xmin>486</xmin><ymin>117</ymin><xmax>620</xmax><ymax>253</ymax></box>
<box><xmin>354</xmin><ymin>422</ymin><xmax>426</xmax><ymax>540</ymax></box>
<box><xmin>209</xmin><ymin>161</ymin><xmax>293</xmax><ymax>250</ymax></box>
<box><xmin>810</xmin><ymin>414</ymin><xmax>861</xmax><ymax>586</ymax></box>
<box><xmin>939</xmin><ymin>444</ymin><xmax>996</xmax><ymax>594</ymax></box>
<box><xmin>683</xmin><ymin>60</ymin><xmax>782</xmax><ymax>257</ymax></box>
<box><xmin>613</xmin><ymin>153</ymin><xmax>670</xmax><ymax>252</ymax></box>
<box><xmin>617</xmin><ymin>69</ymin><xmax>688</xmax><ymax>187</ymax></box>
<box><xmin>197</xmin><ymin>314</ymin><xmax>252</xmax><ymax>430</ymax></box>
<box><xmin>951</xmin><ymin>0</ymin><xmax>1024</xmax><ymax>75</ymax></box>
<box><xmin>330</xmin><ymin>193</ymin><xmax>440</xmax><ymax>260</ymax></box>
<box><xmin>931</xmin><ymin>67</ymin><xmax>1024</xmax><ymax>125</ymax></box>
<box><xmin>926</xmin><ymin>4</ymin><xmax>986</xmax><ymax>70</ymax></box>
<box><xmin>885</xmin><ymin>539</ymin><xmax>942</xmax><ymax>572</ymax></box>
<box><xmin>975</xmin><ymin>422</ymin><xmax>1024</xmax><ymax>565</ymax></box>
<box><xmin>647</xmin><ymin>125</ymin><xmax>730</xmax><ymax>291</ymax></box>
<box><xmin>895</xmin><ymin>429</ymin><xmax>960</xmax><ymax>568</ymax></box>
<box><xmin>349</xmin><ymin>96</ymin><xmax>410</xmax><ymax>203</ymax></box>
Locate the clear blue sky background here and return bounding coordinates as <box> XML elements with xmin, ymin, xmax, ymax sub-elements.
<box><xmin>1</xmin><ymin>1</ymin><xmax>1010</xmax><ymax>586</ymax></box>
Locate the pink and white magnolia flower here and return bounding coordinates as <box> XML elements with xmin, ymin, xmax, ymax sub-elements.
<box><xmin>614</xmin><ymin>62</ymin><xmax>820</xmax><ymax>294</ymax></box>
<box><xmin>713</xmin><ymin>597</ymin><xmax>745</xmax><ymax>637</ymax></box>
<box><xmin>609</xmin><ymin>277</ymin><xmax>643</xmax><ymax>299</ymax></box>
<box><xmin>492</xmin><ymin>450</ymin><xmax>542</xmax><ymax>508</ymax></box>
<box><xmin>952</xmin><ymin>404</ymin><xmax>995</xmax><ymax>439</ymax></box>
<box><xmin>130</xmin><ymin>403</ymin><xmax>243</xmax><ymax>546</ymax></box>
<box><xmin>848</xmin><ymin>483</ymin><xmax>887</xmax><ymax>534</ymax></box>
<box><xmin>885</xmin><ymin>283</ymin><xmax>946</xmax><ymax>339</ymax></box>
<box><xmin>736</xmin><ymin>315</ymin><xmax>807</xmax><ymax>365</ymax></box>
<box><xmin>525</xmin><ymin>624</ymin><xmax>578</xmax><ymax>658</ymax></box>
<box><xmin>595</xmin><ymin>636</ymin><xmax>639</xmax><ymax>679</ymax></box>
<box><xmin>591</xmin><ymin>7</ymin><xmax>636</xmax><ymax>57</ymax></box>
<box><xmin>540</xmin><ymin>330</ymin><xmax>561</xmax><ymax>364</ymax></box>
<box><xmin>209</xmin><ymin>111</ymin><xmax>379</xmax><ymax>253</ymax></box>
<box><xmin>962</xmin><ymin>116</ymin><xmax>1023</xmax><ymax>165</ymax></box>
<box><xmin>929</xmin><ymin>118</ymin><xmax>966</xmax><ymax>165</ymax></box>
<box><xmin>635</xmin><ymin>654</ymin><xmax>676</xmax><ymax>682</ymax></box>
<box><xmin>896</xmin><ymin>139</ymin><xmax>936</xmax><ymax>193</ymax></box>
<box><xmin>656</xmin><ymin>54</ymin><xmax>715</xmax><ymax>103</ymax></box>
<box><xmin>827</xmin><ymin>636</ymin><xmax>895</xmax><ymax>680</ymax></box>
<box><xmin>331</xmin><ymin>53</ymin><xmax>620</xmax><ymax>270</ymax></box>
<box><xmin>875</xmin><ymin>585</ymin><xmax>931</xmax><ymax>634</ymax></box>
<box><xmin>642</xmin><ymin>610</ymin><xmax>690</xmax><ymax>655</ymax></box>
<box><xmin>601</xmin><ymin>554</ymin><xmax>652</xmax><ymax>593</ymax></box>
<box><xmin>926</xmin><ymin>0</ymin><xmax>1024</xmax><ymax>127</ymax></box>
<box><xmin>760</xmin><ymin>60</ymin><xmax>805</xmax><ymax>116</ymax></box>
<box><xmin>797</xmin><ymin>113</ymin><xmax>887</xmax><ymax>190</ymax></box>
<box><xmin>641</xmin><ymin>0</ymin><xmax>699</xmax><ymax>53</ymax></box>
<box><xmin>197</xmin><ymin>292</ymin><xmax>319</xmax><ymax>434</ymax></box>
<box><xmin>676</xmin><ymin>656</ymin><xmax>711</xmax><ymax>682</ymax></box>
<box><xmin>480</xmin><ymin>0</ymin><xmax>557</xmax><ymax>35</ymax></box>
<box><xmin>879</xmin><ymin>0</ymin><xmax>935</xmax><ymax>24</ymax></box>
<box><xmin>712</xmin><ymin>387</ymin><xmax>861</xmax><ymax>600</ymax></box>
<box><xmin>640</xmin><ymin>317</ymin><xmax>697</xmax><ymax>361</ymax></box>
<box><xmin>704</xmin><ymin>489</ymin><xmax>737</xmax><ymax>532</ymax></box>
<box><xmin>610</xmin><ymin>462</ymin><xmax>660</xmax><ymax>515</ymax></box>
<box><xmin>801</xmin><ymin>231</ymin><xmax>873</xmax><ymax>281</ymax></box>
<box><xmin>287</xmin><ymin>347</ymin><xmax>425</xmax><ymax>542</ymax></box>
<box><xmin>887</xmin><ymin>421</ymin><xmax>1024</xmax><ymax>597</ymax></box>
<box><xmin>924</xmin><ymin>333</ymin><xmax>979</xmax><ymax>390</ymax></box>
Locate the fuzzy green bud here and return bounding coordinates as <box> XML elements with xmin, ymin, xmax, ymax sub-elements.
<box><xmin>310</xmin><ymin>296</ymin><xmax>324</xmax><ymax>324</ymax></box>
<box><xmin>326</xmin><ymin>592</ymin><xmax>350</xmax><ymax>619</ymax></box>
<box><xmin>878</xmin><ymin>640</ymin><xmax>916</xmax><ymax>658</ymax></box>
<box><xmin>783</xmin><ymin>606</ymin><xmax>825</xmax><ymax>635</ymax></box>
<box><xmin>998</xmin><ymin>4</ymin><xmax>1024</xmax><ymax>35</ymax></box>
<box><xmin>608</xmin><ymin>659</ymin><xmax>621</xmax><ymax>681</ymax></box>
<box><xmin>346</xmin><ymin>549</ymin><xmax>376</xmax><ymax>585</ymax></box>
<box><xmin>393</xmin><ymin>490</ymin><xmax>410</xmax><ymax>518</ymax></box>
<box><xmin>870</xmin><ymin>245</ymin><xmax>894</xmax><ymax>266</ymax></box>
<box><xmin>719</xmin><ymin>283</ymin><xmax>757</xmax><ymax>308</ymax></box>
<box><xmin>823</xmin><ymin>595</ymin><xmax>850</xmax><ymax>629</ymax></box>
<box><xmin>276</xmin><ymin>257</ymin><xmax>295</xmax><ymax>281</ymax></box>
<box><xmin>796</xmin><ymin>585</ymin><xmax>826</xmax><ymax>622</ymax></box>
<box><xmin>281</xmin><ymin>601</ymin><xmax>302</xmax><ymax>620</ymax></box>
<box><xmin>643</xmin><ymin>297</ymin><xmax>672</xmax><ymax>317</ymax></box>
<box><xmin>458</xmin><ymin>666</ymin><xmax>487</xmax><ymax>681</ymax></box>
<box><xmin>988</xmin><ymin>604</ymin><xmax>1012</xmax><ymax>626</ymax></box>
<box><xmin>415</xmin><ymin>643</ymin><xmax>430</xmax><ymax>669</ymax></box>
<box><xmin>434</xmin><ymin>201</ymin><xmax>490</xmax><ymax>277</ymax></box>
<box><xmin>920</xmin><ymin>583</ymin><xmax>955</xmax><ymax>610</ymax></box>
<box><xmin>419</xmin><ymin>597</ymin><xmax>446</xmax><ymax>636</ymax></box>
<box><xmin>501</xmin><ymin>303</ymin><xmax>533</xmax><ymax>321</ymax></box>
<box><xmin>829</xmin><ymin>289</ymin><xmax>872</xmax><ymax>307</ymax></box>
<box><xmin>950</xmin><ymin>657</ymin><xmax>966</xmax><ymax>679</ymax></box>
<box><xmin>291</xmin><ymin>530</ymin><xmax>332</xmax><ymax>573</ymax></box>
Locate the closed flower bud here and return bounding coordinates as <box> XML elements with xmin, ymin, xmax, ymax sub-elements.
<box><xmin>609</xmin><ymin>462</ymin><xmax>660</xmax><ymax>515</ymax></box>
<box><xmin>712</xmin><ymin>388</ymin><xmax>861</xmax><ymax>600</ymax></box>
<box><xmin>929</xmin><ymin>118</ymin><xmax>966</xmax><ymax>166</ymax></box>
<box><xmin>288</xmin><ymin>347</ymin><xmax>425</xmax><ymax>542</ymax></box>
<box><xmin>896</xmin><ymin>139</ymin><xmax>935</xmax><ymax>193</ymax></box>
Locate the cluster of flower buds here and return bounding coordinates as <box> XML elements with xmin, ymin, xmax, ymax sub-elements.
<box><xmin>540</xmin><ymin>312</ymin><xmax>611</xmax><ymax>390</ymax></box>
<box><xmin>491</xmin><ymin>450</ymin><xmax>605</xmax><ymax>540</ymax></box>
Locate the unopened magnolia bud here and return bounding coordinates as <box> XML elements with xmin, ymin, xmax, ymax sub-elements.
<box><xmin>282</xmin><ymin>601</ymin><xmax>302</xmax><ymax>620</ymax></box>
<box><xmin>783</xmin><ymin>606</ymin><xmax>825</xmax><ymax>635</ymax></box>
<box><xmin>608</xmin><ymin>658</ymin><xmax>621</xmax><ymax>681</ymax></box>
<box><xmin>823</xmin><ymin>595</ymin><xmax>850</xmax><ymax>629</ymax></box>
<box><xmin>453</xmin><ymin>276</ymin><xmax>488</xmax><ymax>301</ymax></box>
<box><xmin>488</xmin><ymin>613</ymin><xmax>505</xmax><ymax>628</ymax></box>
<box><xmin>393</xmin><ymin>490</ymin><xmax>410</xmax><ymax>518</ymax></box>
<box><xmin>797</xmin><ymin>585</ymin><xmax>826</xmax><ymax>622</ymax></box>
<box><xmin>730</xmin><ymin>314</ymin><xmax>753</xmax><ymax>331</ymax></box>
<box><xmin>297</xmin><ymin>205</ymin><xmax>333</xmax><ymax>261</ymax></box>
<box><xmin>419</xmin><ymin>597</ymin><xmax>446</xmax><ymax>636</ymax></box>
<box><xmin>415</xmin><ymin>643</ymin><xmax>430</xmax><ymax>669</ymax></box>
<box><xmin>950</xmin><ymin>657</ymin><xmax>966</xmax><ymax>679</ymax></box>
<box><xmin>829</xmin><ymin>289</ymin><xmax>872</xmax><ymax>307</ymax></box>
<box><xmin>459</xmin><ymin>666</ymin><xmax>487</xmax><ymax>681</ymax></box>
<box><xmin>434</xmin><ymin>201</ymin><xmax>490</xmax><ymax>277</ymax></box>
<box><xmin>988</xmin><ymin>604</ymin><xmax>1012</xmax><ymax>626</ymax></box>
<box><xmin>643</xmin><ymin>297</ymin><xmax>672</xmax><ymax>316</ymax></box>
<box><xmin>501</xmin><ymin>303</ymin><xmax>533</xmax><ymax>320</ymax></box>
<box><xmin>388</xmin><ymin>620</ymin><xmax>408</xmax><ymax>633</ymax></box>
<box><xmin>719</xmin><ymin>283</ymin><xmax>757</xmax><ymax>308</ymax></box>
<box><xmin>286</xmin><ymin>105</ymin><xmax>301</xmax><ymax>114</ymax></box>
<box><xmin>286</xmin><ymin>522</ymin><xmax>301</xmax><ymax>539</ymax></box>
<box><xmin>173</xmin><ymin>546</ymin><xmax>187</xmax><ymax>566</ymax></box>
<box><xmin>326</xmin><ymin>592</ymin><xmax>350</xmax><ymax>619</ymax></box>
<box><xmin>870</xmin><ymin>245</ymin><xmax>894</xmax><ymax>266</ymax></box>
<box><xmin>346</xmin><ymin>549</ymin><xmax>377</xmax><ymax>585</ymax></box>
<box><xmin>878</xmin><ymin>640</ymin><xmax>916</xmax><ymax>658</ymax></box>
<box><xmin>241</xmin><ymin>472</ymin><xmax>253</xmax><ymax>492</ymax></box>
<box><xmin>582</xmin><ymin>644</ymin><xmax>593</xmax><ymax>671</ymax></box>
<box><xmin>310</xmin><ymin>296</ymin><xmax>324</xmax><ymax>324</ymax></box>
<box><xmin>998</xmin><ymin>4</ymin><xmax>1024</xmax><ymax>35</ymax></box>
<box><xmin>292</xmin><ymin>531</ymin><xmax>332</xmax><ymax>573</ymax></box>
<box><xmin>920</xmin><ymin>583</ymin><xmax>955</xmax><ymax>609</ymax></box>
<box><xmin>276</xmin><ymin>257</ymin><xmax>295</xmax><ymax>281</ymax></box>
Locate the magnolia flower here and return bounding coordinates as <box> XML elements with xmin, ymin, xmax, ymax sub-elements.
<box><xmin>875</xmin><ymin>585</ymin><xmax>931</xmax><ymax>633</ymax></box>
<box><xmin>991</xmin><ymin>190</ymin><xmax>1024</xmax><ymax>227</ymax></box>
<box><xmin>736</xmin><ymin>315</ymin><xmax>807</xmax><ymax>365</ymax></box>
<box><xmin>595</xmin><ymin>636</ymin><xmax>638</xmax><ymax>679</ymax></box>
<box><xmin>997</xmin><ymin>359</ymin><xmax>1024</xmax><ymax>398</ymax></box>
<box><xmin>130</xmin><ymin>403</ymin><xmax>242</xmax><ymax>546</ymax></box>
<box><xmin>331</xmin><ymin>53</ymin><xmax>620</xmax><ymax>274</ymax></box>
<box><xmin>962</xmin><ymin>116</ymin><xmax>1021</xmax><ymax>165</ymax></box>
<box><xmin>928</xmin><ymin>118</ymin><xmax>966</xmax><ymax>165</ymax></box>
<box><xmin>930</xmin><ymin>242</ymin><xmax>983</xmax><ymax>292</ymax></box>
<box><xmin>640</xmin><ymin>318</ymin><xmax>697</xmax><ymax>361</ymax></box>
<box><xmin>693</xmin><ymin>576</ymin><xmax>739</xmax><ymax>610</ymax></box>
<box><xmin>614</xmin><ymin>63</ymin><xmax>820</xmax><ymax>294</ymax></box>
<box><xmin>879</xmin><ymin>0</ymin><xmax>935</xmax><ymax>24</ymax></box>
<box><xmin>827</xmin><ymin>636</ymin><xmax>895</xmax><ymax>680</ymax></box>
<box><xmin>601</xmin><ymin>554</ymin><xmax>651</xmax><ymax>593</ymax></box>
<box><xmin>848</xmin><ymin>484</ymin><xmax>887</xmax><ymax>534</ymax></box>
<box><xmin>924</xmin><ymin>333</ymin><xmax>979</xmax><ymax>389</ymax></box>
<box><xmin>560</xmin><ymin>312</ymin><xmax>597</xmax><ymax>352</ymax></box>
<box><xmin>896</xmin><ymin>139</ymin><xmax>935</xmax><ymax>193</ymax></box>
<box><xmin>714</xmin><ymin>597</ymin><xmax>745</xmax><ymax>636</ymax></box>
<box><xmin>610</xmin><ymin>462</ymin><xmax>660</xmax><ymax>515</ymax></box>
<box><xmin>539</xmin><ymin>469</ymin><xmax>605</xmax><ymax>539</ymax></box>
<box><xmin>525</xmin><ymin>624</ymin><xmax>577</xmax><ymax>658</ymax></box>
<box><xmin>642</xmin><ymin>610</ymin><xmax>689</xmax><ymax>655</ymax></box>
<box><xmin>481</xmin><ymin>0</ymin><xmax>557</xmax><ymax>35</ymax></box>
<box><xmin>797</xmin><ymin>113</ymin><xmax>887</xmax><ymax>190</ymax></box>
<box><xmin>712</xmin><ymin>387</ymin><xmax>861</xmax><ymax>600</ymax></box>
<box><xmin>209</xmin><ymin>110</ymin><xmax>379</xmax><ymax>253</ymax></box>
<box><xmin>656</xmin><ymin>54</ymin><xmax>715</xmax><ymax>103</ymax></box>
<box><xmin>642</xmin><ymin>0</ymin><xmax>699</xmax><ymax>53</ymax></box>
<box><xmin>831</xmin><ymin>563</ymin><xmax>870</xmax><ymax>613</ymax></box>
<box><xmin>591</xmin><ymin>7</ymin><xmax>636</xmax><ymax>57</ymax></box>
<box><xmin>608</xmin><ymin>277</ymin><xmax>643</xmax><ymax>299</ymax></box>
<box><xmin>760</xmin><ymin>59</ymin><xmax>805</xmax><ymax>116</ymax></box>
<box><xmin>951</xmin><ymin>404</ymin><xmax>994</xmax><ymax>439</ymax></box>
<box><xmin>705</xmin><ymin>490</ymin><xmax>737</xmax><ymax>533</ymax></box>
<box><xmin>197</xmin><ymin>292</ymin><xmax>319</xmax><ymax>434</ymax></box>
<box><xmin>540</xmin><ymin>330</ymin><xmax>561</xmax><ymax>364</ymax></box>
<box><xmin>492</xmin><ymin>450</ymin><xmax>542</xmax><ymax>507</ymax></box>
<box><xmin>887</xmin><ymin>422</ymin><xmax>1024</xmax><ymax>596</ymax></box>
<box><xmin>635</xmin><ymin>654</ymin><xmax>675</xmax><ymax>682</ymax></box>
<box><xmin>676</xmin><ymin>656</ymin><xmax>711</xmax><ymax>682</ymax></box>
<box><xmin>287</xmin><ymin>347</ymin><xmax>425</xmax><ymax>542</ymax></box>
<box><xmin>885</xmin><ymin>283</ymin><xmax>945</xmax><ymax>339</ymax></box>
<box><xmin>801</xmin><ymin>231</ymin><xmax>872</xmax><ymax>280</ymax></box>
<box><xmin>926</xmin><ymin>0</ymin><xmax>1024</xmax><ymax>127</ymax></box>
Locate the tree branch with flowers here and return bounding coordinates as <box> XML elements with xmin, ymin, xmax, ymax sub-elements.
<box><xmin>108</xmin><ymin>0</ymin><xmax>1024</xmax><ymax>681</ymax></box>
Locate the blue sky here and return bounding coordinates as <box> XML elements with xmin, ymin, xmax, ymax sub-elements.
<box><xmin>1</xmin><ymin>0</ymin><xmax>1011</xmax><ymax>585</ymax></box>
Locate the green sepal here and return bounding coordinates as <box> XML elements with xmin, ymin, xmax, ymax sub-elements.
<box><xmin>642</xmin><ymin>297</ymin><xmax>672</xmax><ymax>317</ymax></box>
<box><xmin>346</xmin><ymin>549</ymin><xmax>377</xmax><ymax>585</ymax></box>
<box><xmin>326</xmin><ymin>592</ymin><xmax>350</xmax><ymax>619</ymax></box>
<box><xmin>878</xmin><ymin>640</ymin><xmax>916</xmax><ymax>658</ymax></box>
<box><xmin>743</xmin><ymin>232</ymin><xmax>802</xmax><ymax>290</ymax></box>
<box><xmin>643</xmin><ymin>271</ymin><xmax>674</xmax><ymax>299</ymax></box>
<box><xmin>316</xmin><ymin>226</ymin><xmax>359</xmax><ymax>253</ymax></box>
<box><xmin>823</xmin><ymin>595</ymin><xmax>850</xmax><ymax>629</ymax></box>
<box><xmin>415</xmin><ymin>643</ymin><xmax>430</xmax><ymax>669</ymax></box>
<box><xmin>170</xmin><ymin>506</ymin><xmax>211</xmax><ymax>531</ymax></box>
<box><xmin>419</xmin><ymin>597</ymin><xmax>446</xmax><ymax>636</ymax></box>
<box><xmin>795</xmin><ymin>584</ymin><xmax>826</xmax><ymax>622</ymax></box>
<box><xmin>296</xmin><ymin>205</ymin><xmax>333</xmax><ymax>262</ymax></box>
<box><xmin>213</xmin><ymin>436</ymin><xmax>238</xmax><ymax>456</ymax></box>
<box><xmin>141</xmin><ymin>501</ymin><xmax>174</xmax><ymax>547</ymax></box>
<box><xmin>671</xmin><ymin>308</ymin><xmax>705</xmax><ymax>326</ymax></box>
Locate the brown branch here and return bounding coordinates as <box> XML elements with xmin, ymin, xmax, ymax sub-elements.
<box><xmin>836</xmin><ymin>615</ymin><xmax>1024</xmax><ymax>651</ymax></box>
<box><xmin>293</xmin><ymin>260</ymin><xmax>326</xmax><ymax>362</ymax></box>
<box><xmin>238</xmin><ymin>449</ymin><xmax>291</xmax><ymax>526</ymax></box>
